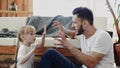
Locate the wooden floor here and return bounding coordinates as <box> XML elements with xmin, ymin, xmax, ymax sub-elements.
<box><xmin>0</xmin><ymin>46</ymin><xmax>74</xmax><ymax>68</ymax></box>
<box><xmin>0</xmin><ymin>46</ymin><xmax>118</xmax><ymax>68</ymax></box>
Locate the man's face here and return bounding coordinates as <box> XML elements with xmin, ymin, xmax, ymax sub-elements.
<box><xmin>71</xmin><ymin>15</ymin><xmax>84</xmax><ymax>35</ymax></box>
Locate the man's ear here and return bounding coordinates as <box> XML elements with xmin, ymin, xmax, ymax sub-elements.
<box><xmin>82</xmin><ymin>20</ymin><xmax>88</xmax><ymax>27</ymax></box>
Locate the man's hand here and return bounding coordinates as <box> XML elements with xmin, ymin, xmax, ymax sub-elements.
<box><xmin>54</xmin><ymin>31</ymin><xmax>73</xmax><ymax>49</ymax></box>
<box><xmin>53</xmin><ymin>21</ymin><xmax>65</xmax><ymax>32</ymax></box>
<box><xmin>53</xmin><ymin>21</ymin><xmax>76</xmax><ymax>39</ymax></box>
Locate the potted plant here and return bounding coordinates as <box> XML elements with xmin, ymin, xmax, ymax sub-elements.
<box><xmin>106</xmin><ymin>0</ymin><xmax>120</xmax><ymax>67</ymax></box>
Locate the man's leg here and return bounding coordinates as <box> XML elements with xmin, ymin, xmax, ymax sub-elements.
<box><xmin>38</xmin><ymin>48</ymin><xmax>77</xmax><ymax>68</ymax></box>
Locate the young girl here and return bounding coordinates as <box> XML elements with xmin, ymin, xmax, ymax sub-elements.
<box><xmin>17</xmin><ymin>25</ymin><xmax>46</xmax><ymax>68</ymax></box>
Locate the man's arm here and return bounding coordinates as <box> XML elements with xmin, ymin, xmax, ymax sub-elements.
<box><xmin>67</xmin><ymin>45</ymin><xmax>104</xmax><ymax>68</ymax></box>
<box><xmin>53</xmin><ymin>21</ymin><xmax>76</xmax><ymax>39</ymax></box>
<box><xmin>64</xmin><ymin>29</ymin><xmax>76</xmax><ymax>39</ymax></box>
<box><xmin>55</xmin><ymin>31</ymin><xmax>104</xmax><ymax>68</ymax></box>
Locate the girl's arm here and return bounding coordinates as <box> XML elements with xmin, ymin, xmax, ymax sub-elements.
<box><xmin>18</xmin><ymin>45</ymin><xmax>37</xmax><ymax>64</ymax></box>
<box><xmin>37</xmin><ymin>25</ymin><xmax>46</xmax><ymax>48</ymax></box>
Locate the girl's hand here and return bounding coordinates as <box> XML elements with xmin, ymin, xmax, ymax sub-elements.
<box><xmin>41</xmin><ymin>24</ymin><xmax>46</xmax><ymax>47</ymax></box>
<box><xmin>36</xmin><ymin>24</ymin><xmax>46</xmax><ymax>48</ymax></box>
<box><xmin>33</xmin><ymin>44</ymin><xmax>38</xmax><ymax>51</ymax></box>
<box><xmin>42</xmin><ymin>24</ymin><xmax>46</xmax><ymax>35</ymax></box>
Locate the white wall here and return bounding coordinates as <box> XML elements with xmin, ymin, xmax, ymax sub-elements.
<box><xmin>0</xmin><ymin>17</ymin><xmax>26</xmax><ymax>31</ymax></box>
<box><xmin>33</xmin><ymin>0</ymin><xmax>107</xmax><ymax>16</ymax></box>
<box><xmin>33</xmin><ymin>0</ymin><xmax>120</xmax><ymax>41</ymax></box>
<box><xmin>33</xmin><ymin>0</ymin><xmax>89</xmax><ymax>16</ymax></box>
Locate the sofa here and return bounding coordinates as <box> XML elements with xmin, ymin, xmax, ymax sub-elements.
<box><xmin>0</xmin><ymin>16</ymin><xmax>107</xmax><ymax>47</ymax></box>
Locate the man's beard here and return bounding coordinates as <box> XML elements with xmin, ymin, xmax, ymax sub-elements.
<box><xmin>77</xmin><ymin>25</ymin><xmax>84</xmax><ymax>35</ymax></box>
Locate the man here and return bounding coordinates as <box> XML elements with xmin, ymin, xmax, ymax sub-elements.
<box><xmin>38</xmin><ymin>7</ymin><xmax>114</xmax><ymax>68</ymax></box>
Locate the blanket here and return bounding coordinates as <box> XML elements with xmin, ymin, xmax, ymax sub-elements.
<box><xmin>26</xmin><ymin>15</ymin><xmax>72</xmax><ymax>37</ymax></box>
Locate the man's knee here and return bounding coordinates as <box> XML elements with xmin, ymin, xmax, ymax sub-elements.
<box><xmin>44</xmin><ymin>48</ymin><xmax>57</xmax><ymax>55</ymax></box>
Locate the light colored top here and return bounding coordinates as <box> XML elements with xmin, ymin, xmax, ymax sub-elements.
<box><xmin>17</xmin><ymin>44</ymin><xmax>34</xmax><ymax>68</ymax></box>
<box><xmin>76</xmin><ymin>29</ymin><xmax>114</xmax><ymax>68</ymax></box>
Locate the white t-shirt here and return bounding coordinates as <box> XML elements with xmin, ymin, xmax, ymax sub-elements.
<box><xmin>17</xmin><ymin>44</ymin><xmax>34</xmax><ymax>68</ymax></box>
<box><xmin>76</xmin><ymin>29</ymin><xmax>114</xmax><ymax>68</ymax></box>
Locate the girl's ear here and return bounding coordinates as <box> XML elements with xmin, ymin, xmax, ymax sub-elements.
<box><xmin>20</xmin><ymin>35</ymin><xmax>24</xmax><ymax>41</ymax></box>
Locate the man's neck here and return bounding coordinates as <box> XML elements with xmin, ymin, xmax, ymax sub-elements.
<box><xmin>84</xmin><ymin>26</ymin><xmax>96</xmax><ymax>39</ymax></box>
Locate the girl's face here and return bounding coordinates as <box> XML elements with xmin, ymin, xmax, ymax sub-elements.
<box><xmin>23</xmin><ymin>30</ymin><xmax>36</xmax><ymax>44</ymax></box>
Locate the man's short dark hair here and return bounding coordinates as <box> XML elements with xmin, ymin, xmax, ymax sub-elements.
<box><xmin>72</xmin><ymin>7</ymin><xmax>94</xmax><ymax>25</ymax></box>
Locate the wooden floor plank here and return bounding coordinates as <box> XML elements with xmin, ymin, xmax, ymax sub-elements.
<box><xmin>0</xmin><ymin>46</ymin><xmax>73</xmax><ymax>56</ymax></box>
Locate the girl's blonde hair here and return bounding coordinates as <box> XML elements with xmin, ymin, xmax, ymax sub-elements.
<box><xmin>10</xmin><ymin>25</ymin><xmax>35</xmax><ymax>68</ymax></box>
<box><xmin>18</xmin><ymin>25</ymin><xmax>36</xmax><ymax>42</ymax></box>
